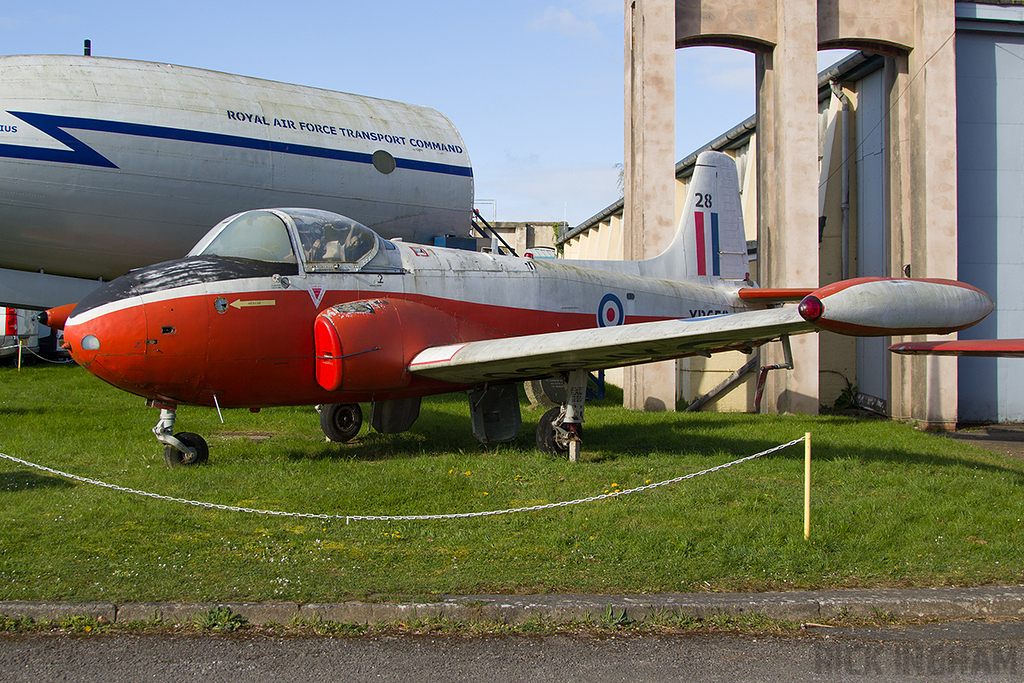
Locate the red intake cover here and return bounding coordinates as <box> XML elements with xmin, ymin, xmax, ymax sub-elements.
<box><xmin>314</xmin><ymin>299</ymin><xmax>460</xmax><ymax>392</ymax></box>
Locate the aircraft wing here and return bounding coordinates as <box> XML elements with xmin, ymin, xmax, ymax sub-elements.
<box><xmin>409</xmin><ymin>306</ymin><xmax>811</xmax><ymax>384</ymax></box>
<box><xmin>889</xmin><ymin>339</ymin><xmax>1024</xmax><ymax>358</ymax></box>
<box><xmin>410</xmin><ymin>277</ymin><xmax>994</xmax><ymax>385</ymax></box>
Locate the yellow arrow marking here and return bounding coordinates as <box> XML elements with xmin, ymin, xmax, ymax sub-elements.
<box><xmin>229</xmin><ymin>299</ymin><xmax>277</xmax><ymax>309</ymax></box>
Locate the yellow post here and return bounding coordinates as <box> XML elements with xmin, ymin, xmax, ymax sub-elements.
<box><xmin>17</xmin><ymin>339</ymin><xmax>22</xmax><ymax>371</ymax></box>
<box><xmin>804</xmin><ymin>432</ymin><xmax>811</xmax><ymax>539</ymax></box>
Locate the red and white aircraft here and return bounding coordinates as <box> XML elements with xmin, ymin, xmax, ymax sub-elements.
<box><xmin>46</xmin><ymin>152</ymin><xmax>994</xmax><ymax>465</ymax></box>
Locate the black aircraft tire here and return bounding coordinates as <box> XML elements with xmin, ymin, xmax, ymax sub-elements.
<box><xmin>321</xmin><ymin>403</ymin><xmax>363</xmax><ymax>442</ymax></box>
<box><xmin>164</xmin><ymin>432</ymin><xmax>210</xmax><ymax>467</ymax></box>
<box><xmin>536</xmin><ymin>407</ymin><xmax>578</xmax><ymax>457</ymax></box>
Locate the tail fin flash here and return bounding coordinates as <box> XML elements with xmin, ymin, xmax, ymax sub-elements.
<box><xmin>643</xmin><ymin>150</ymin><xmax>749</xmax><ymax>281</ymax></box>
<box><xmin>685</xmin><ymin>151</ymin><xmax>748</xmax><ymax>280</ymax></box>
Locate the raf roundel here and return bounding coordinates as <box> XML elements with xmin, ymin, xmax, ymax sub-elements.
<box><xmin>598</xmin><ymin>293</ymin><xmax>624</xmax><ymax>327</ymax></box>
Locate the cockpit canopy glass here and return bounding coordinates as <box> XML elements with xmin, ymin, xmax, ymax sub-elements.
<box><xmin>291</xmin><ymin>209</ymin><xmax>379</xmax><ymax>271</ymax></box>
<box><xmin>190</xmin><ymin>209</ymin><xmax>381</xmax><ymax>272</ymax></box>
<box><xmin>196</xmin><ymin>210</ymin><xmax>297</xmax><ymax>264</ymax></box>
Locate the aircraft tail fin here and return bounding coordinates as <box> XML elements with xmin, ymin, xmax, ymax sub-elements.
<box><xmin>642</xmin><ymin>150</ymin><xmax>749</xmax><ymax>282</ymax></box>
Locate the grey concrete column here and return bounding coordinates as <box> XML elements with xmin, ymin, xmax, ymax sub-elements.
<box><xmin>624</xmin><ymin>0</ymin><xmax>678</xmax><ymax>411</ymax></box>
<box><xmin>756</xmin><ymin>0</ymin><xmax>821</xmax><ymax>415</ymax></box>
<box><xmin>889</xmin><ymin>0</ymin><xmax>959</xmax><ymax>427</ymax></box>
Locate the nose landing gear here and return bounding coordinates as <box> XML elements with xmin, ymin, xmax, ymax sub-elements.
<box><xmin>150</xmin><ymin>402</ymin><xmax>209</xmax><ymax>467</ymax></box>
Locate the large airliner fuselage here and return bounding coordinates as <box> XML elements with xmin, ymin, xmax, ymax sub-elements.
<box><xmin>0</xmin><ymin>55</ymin><xmax>473</xmax><ymax>308</ymax></box>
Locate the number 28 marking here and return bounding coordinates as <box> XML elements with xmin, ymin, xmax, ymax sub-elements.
<box><xmin>695</xmin><ymin>193</ymin><xmax>713</xmax><ymax>208</ymax></box>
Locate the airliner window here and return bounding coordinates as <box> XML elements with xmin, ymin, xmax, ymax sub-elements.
<box><xmin>199</xmin><ymin>210</ymin><xmax>297</xmax><ymax>264</ymax></box>
<box><xmin>291</xmin><ymin>210</ymin><xmax>379</xmax><ymax>270</ymax></box>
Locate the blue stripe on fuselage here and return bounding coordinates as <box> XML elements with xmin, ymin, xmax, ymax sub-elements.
<box><xmin>711</xmin><ymin>212</ymin><xmax>720</xmax><ymax>277</ymax></box>
<box><xmin>1</xmin><ymin>111</ymin><xmax>474</xmax><ymax>178</ymax></box>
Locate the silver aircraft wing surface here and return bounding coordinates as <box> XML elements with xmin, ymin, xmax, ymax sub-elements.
<box><xmin>408</xmin><ymin>306</ymin><xmax>810</xmax><ymax>385</ymax></box>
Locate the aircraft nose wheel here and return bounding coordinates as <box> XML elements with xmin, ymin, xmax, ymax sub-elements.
<box><xmin>319</xmin><ymin>403</ymin><xmax>363</xmax><ymax>442</ymax></box>
<box><xmin>164</xmin><ymin>432</ymin><xmax>210</xmax><ymax>467</ymax></box>
<box><xmin>150</xmin><ymin>404</ymin><xmax>210</xmax><ymax>467</ymax></box>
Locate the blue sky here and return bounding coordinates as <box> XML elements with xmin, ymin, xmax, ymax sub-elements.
<box><xmin>1</xmin><ymin>2</ymin><xmax>846</xmax><ymax>226</ymax></box>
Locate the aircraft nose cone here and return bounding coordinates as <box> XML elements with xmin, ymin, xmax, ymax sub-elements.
<box><xmin>64</xmin><ymin>300</ymin><xmax>149</xmax><ymax>389</ymax></box>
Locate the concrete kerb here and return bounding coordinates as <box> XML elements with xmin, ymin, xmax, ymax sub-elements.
<box><xmin>2</xmin><ymin>586</ymin><xmax>1024</xmax><ymax>627</ymax></box>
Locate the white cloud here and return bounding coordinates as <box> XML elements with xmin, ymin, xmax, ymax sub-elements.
<box><xmin>478</xmin><ymin>163</ymin><xmax>620</xmax><ymax>225</ymax></box>
<box><xmin>0</xmin><ymin>15</ymin><xmax>28</xmax><ymax>31</ymax></box>
<box><xmin>0</xmin><ymin>11</ymin><xmax>76</xmax><ymax>37</ymax></box>
<box><xmin>530</xmin><ymin>6</ymin><xmax>603</xmax><ymax>42</ymax></box>
<box><xmin>679</xmin><ymin>47</ymin><xmax>755</xmax><ymax>94</ymax></box>
<box><xmin>573</xmin><ymin>0</ymin><xmax>623</xmax><ymax>17</ymax></box>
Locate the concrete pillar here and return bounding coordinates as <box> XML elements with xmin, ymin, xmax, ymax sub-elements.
<box><xmin>888</xmin><ymin>0</ymin><xmax>959</xmax><ymax>428</ymax></box>
<box><xmin>623</xmin><ymin>0</ymin><xmax>678</xmax><ymax>411</ymax></box>
<box><xmin>621</xmin><ymin>0</ymin><xmax>958</xmax><ymax>421</ymax></box>
<box><xmin>755</xmin><ymin>0</ymin><xmax>821</xmax><ymax>415</ymax></box>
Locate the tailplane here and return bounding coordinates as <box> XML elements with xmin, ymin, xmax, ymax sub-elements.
<box><xmin>641</xmin><ymin>150</ymin><xmax>749</xmax><ymax>282</ymax></box>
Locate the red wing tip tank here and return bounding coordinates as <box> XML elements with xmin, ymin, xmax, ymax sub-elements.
<box><xmin>889</xmin><ymin>339</ymin><xmax>1024</xmax><ymax>358</ymax></box>
<box><xmin>54</xmin><ymin>152</ymin><xmax>993</xmax><ymax>465</ymax></box>
<box><xmin>796</xmin><ymin>277</ymin><xmax>993</xmax><ymax>336</ymax></box>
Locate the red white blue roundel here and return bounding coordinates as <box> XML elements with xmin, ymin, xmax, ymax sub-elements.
<box><xmin>598</xmin><ymin>293</ymin><xmax>624</xmax><ymax>327</ymax></box>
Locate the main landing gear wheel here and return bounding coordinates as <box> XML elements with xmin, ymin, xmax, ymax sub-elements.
<box><xmin>320</xmin><ymin>403</ymin><xmax>363</xmax><ymax>442</ymax></box>
<box><xmin>536</xmin><ymin>407</ymin><xmax>581</xmax><ymax>458</ymax></box>
<box><xmin>163</xmin><ymin>432</ymin><xmax>209</xmax><ymax>467</ymax></box>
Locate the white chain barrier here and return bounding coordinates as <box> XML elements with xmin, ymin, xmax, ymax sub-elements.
<box><xmin>0</xmin><ymin>435</ymin><xmax>807</xmax><ymax>524</ymax></box>
<box><xmin>0</xmin><ymin>343</ymin><xmax>76</xmax><ymax>364</ymax></box>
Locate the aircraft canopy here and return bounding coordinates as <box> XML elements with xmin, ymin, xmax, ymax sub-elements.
<box><xmin>190</xmin><ymin>208</ymin><xmax>381</xmax><ymax>271</ymax></box>
<box><xmin>290</xmin><ymin>209</ymin><xmax>379</xmax><ymax>270</ymax></box>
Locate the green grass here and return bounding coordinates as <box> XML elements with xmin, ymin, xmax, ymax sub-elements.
<box><xmin>1</xmin><ymin>363</ymin><xmax>1023</xmax><ymax>603</ymax></box>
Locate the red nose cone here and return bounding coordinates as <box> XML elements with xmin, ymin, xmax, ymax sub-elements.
<box><xmin>798</xmin><ymin>295</ymin><xmax>824</xmax><ymax>322</ymax></box>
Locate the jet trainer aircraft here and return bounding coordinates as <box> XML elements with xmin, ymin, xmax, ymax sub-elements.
<box><xmin>47</xmin><ymin>152</ymin><xmax>994</xmax><ymax>464</ymax></box>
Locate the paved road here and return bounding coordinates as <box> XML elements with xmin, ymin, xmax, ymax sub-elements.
<box><xmin>947</xmin><ymin>424</ymin><xmax>1024</xmax><ymax>461</ymax></box>
<box><xmin>2</xmin><ymin>621</ymin><xmax>1021</xmax><ymax>682</ymax></box>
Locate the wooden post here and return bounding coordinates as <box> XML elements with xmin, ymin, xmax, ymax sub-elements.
<box><xmin>804</xmin><ymin>432</ymin><xmax>811</xmax><ymax>539</ymax></box>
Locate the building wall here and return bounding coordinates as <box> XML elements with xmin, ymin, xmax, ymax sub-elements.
<box><xmin>563</xmin><ymin>6</ymin><xmax>1024</xmax><ymax>422</ymax></box>
<box><xmin>563</xmin><ymin>56</ymin><xmax>883</xmax><ymax>412</ymax></box>
<box><xmin>818</xmin><ymin>84</ymin><xmax>858</xmax><ymax>408</ymax></box>
<box><xmin>479</xmin><ymin>222</ymin><xmax>561</xmax><ymax>255</ymax></box>
<box><xmin>853</xmin><ymin>68</ymin><xmax>890</xmax><ymax>409</ymax></box>
<box><xmin>957</xmin><ymin>8</ymin><xmax>1024</xmax><ymax>422</ymax></box>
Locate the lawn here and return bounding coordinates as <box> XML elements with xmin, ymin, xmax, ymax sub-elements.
<box><xmin>0</xmin><ymin>363</ymin><xmax>1022</xmax><ymax>603</ymax></box>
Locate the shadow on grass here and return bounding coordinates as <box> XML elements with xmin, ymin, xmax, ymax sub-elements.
<box><xmin>0</xmin><ymin>408</ymin><xmax>47</xmax><ymax>417</ymax></box>
<box><xmin>285</xmin><ymin>431</ymin><xmax>515</xmax><ymax>463</ymax></box>
<box><xmin>276</xmin><ymin>401</ymin><xmax>1024</xmax><ymax>483</ymax></box>
<box><xmin>586</xmin><ymin>413</ymin><xmax>1024</xmax><ymax>481</ymax></box>
<box><xmin>0</xmin><ymin>470</ymin><xmax>74</xmax><ymax>492</ymax></box>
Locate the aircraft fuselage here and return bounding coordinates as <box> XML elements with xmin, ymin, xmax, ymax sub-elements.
<box><xmin>62</xmin><ymin>210</ymin><xmax>747</xmax><ymax>409</ymax></box>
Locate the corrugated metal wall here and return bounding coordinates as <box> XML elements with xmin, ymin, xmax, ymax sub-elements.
<box><xmin>854</xmin><ymin>69</ymin><xmax>889</xmax><ymax>407</ymax></box>
<box><xmin>957</xmin><ymin>23</ymin><xmax>1024</xmax><ymax>422</ymax></box>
